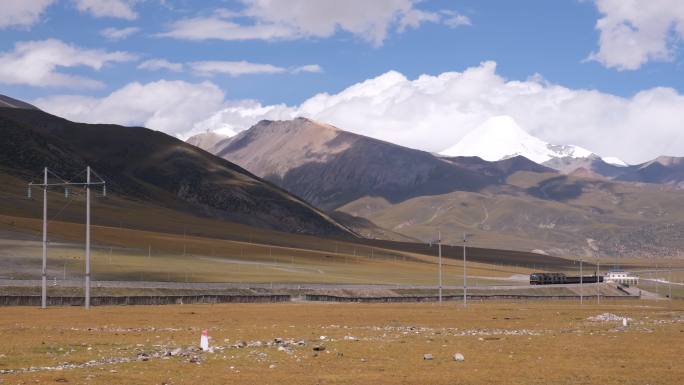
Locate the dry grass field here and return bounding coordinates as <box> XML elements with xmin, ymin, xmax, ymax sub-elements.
<box><xmin>0</xmin><ymin>213</ymin><xmax>539</xmax><ymax>286</ymax></box>
<box><xmin>0</xmin><ymin>301</ymin><xmax>682</xmax><ymax>385</ymax></box>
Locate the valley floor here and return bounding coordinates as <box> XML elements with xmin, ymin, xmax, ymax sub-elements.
<box><xmin>1</xmin><ymin>301</ymin><xmax>683</xmax><ymax>384</ymax></box>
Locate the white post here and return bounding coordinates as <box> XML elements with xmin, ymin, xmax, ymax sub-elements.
<box><xmin>438</xmin><ymin>231</ymin><xmax>442</xmax><ymax>304</ymax></box>
<box><xmin>41</xmin><ymin>167</ymin><xmax>47</xmax><ymax>309</ymax></box>
<box><xmin>463</xmin><ymin>233</ymin><xmax>467</xmax><ymax>308</ymax></box>
<box><xmin>85</xmin><ymin>166</ymin><xmax>91</xmax><ymax>309</ymax></box>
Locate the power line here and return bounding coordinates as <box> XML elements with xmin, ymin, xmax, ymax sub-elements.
<box><xmin>27</xmin><ymin>166</ymin><xmax>106</xmax><ymax>310</ymax></box>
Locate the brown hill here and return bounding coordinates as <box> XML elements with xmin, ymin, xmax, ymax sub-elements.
<box><xmin>0</xmin><ymin>103</ymin><xmax>353</xmax><ymax>238</ymax></box>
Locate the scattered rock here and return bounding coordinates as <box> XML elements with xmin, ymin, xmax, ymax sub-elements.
<box><xmin>453</xmin><ymin>353</ymin><xmax>465</xmax><ymax>362</ymax></box>
<box><xmin>423</xmin><ymin>354</ymin><xmax>433</xmax><ymax>360</ymax></box>
<box><xmin>313</xmin><ymin>345</ymin><xmax>326</xmax><ymax>352</ymax></box>
<box><xmin>587</xmin><ymin>313</ymin><xmax>632</xmax><ymax>322</ymax></box>
<box><xmin>169</xmin><ymin>348</ymin><xmax>182</xmax><ymax>357</ymax></box>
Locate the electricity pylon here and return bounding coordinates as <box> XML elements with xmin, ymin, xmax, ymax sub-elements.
<box><xmin>28</xmin><ymin>166</ymin><xmax>106</xmax><ymax>309</ymax></box>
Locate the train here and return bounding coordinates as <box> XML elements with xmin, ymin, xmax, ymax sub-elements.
<box><xmin>530</xmin><ymin>272</ymin><xmax>603</xmax><ymax>285</ymax></box>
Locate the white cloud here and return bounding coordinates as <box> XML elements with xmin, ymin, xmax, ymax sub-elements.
<box><xmin>0</xmin><ymin>39</ymin><xmax>136</xmax><ymax>88</ymax></box>
<box><xmin>292</xmin><ymin>64</ymin><xmax>323</xmax><ymax>74</ymax></box>
<box><xmin>0</xmin><ymin>0</ymin><xmax>55</xmax><ymax>29</ymax></box>
<box><xmin>73</xmin><ymin>0</ymin><xmax>138</xmax><ymax>20</ymax></box>
<box><xmin>161</xmin><ymin>0</ymin><xmax>469</xmax><ymax>46</ymax></box>
<box><xmin>138</xmin><ymin>58</ymin><xmax>183</xmax><ymax>72</ymax></box>
<box><xmin>589</xmin><ymin>0</ymin><xmax>684</xmax><ymax>70</ymax></box>
<box><xmin>136</xmin><ymin>59</ymin><xmax>321</xmax><ymax>76</ymax></box>
<box><xmin>441</xmin><ymin>10</ymin><xmax>472</xmax><ymax>28</ymax></box>
<box><xmin>192</xmin><ymin>61</ymin><xmax>684</xmax><ymax>164</ymax></box>
<box><xmin>190</xmin><ymin>60</ymin><xmax>286</xmax><ymax>76</ymax></box>
<box><xmin>100</xmin><ymin>26</ymin><xmax>140</xmax><ymax>40</ymax></box>
<box><xmin>33</xmin><ymin>61</ymin><xmax>683</xmax><ymax>164</ymax></box>
<box><xmin>35</xmin><ymin>80</ymin><xmax>226</xmax><ymax>137</ymax></box>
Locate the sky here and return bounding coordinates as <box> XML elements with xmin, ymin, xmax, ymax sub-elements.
<box><xmin>2</xmin><ymin>0</ymin><xmax>684</xmax><ymax>164</ymax></box>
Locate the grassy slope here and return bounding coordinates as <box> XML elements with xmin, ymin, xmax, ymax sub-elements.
<box><xmin>340</xmin><ymin>171</ymin><xmax>684</xmax><ymax>258</ymax></box>
<box><xmin>0</xmin><ymin>107</ymin><xmax>351</xmax><ymax>238</ymax></box>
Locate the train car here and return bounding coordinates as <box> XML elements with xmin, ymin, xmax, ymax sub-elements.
<box><xmin>563</xmin><ymin>275</ymin><xmax>603</xmax><ymax>284</ymax></box>
<box><xmin>530</xmin><ymin>273</ymin><xmax>603</xmax><ymax>285</ymax></box>
<box><xmin>530</xmin><ymin>272</ymin><xmax>566</xmax><ymax>285</ymax></box>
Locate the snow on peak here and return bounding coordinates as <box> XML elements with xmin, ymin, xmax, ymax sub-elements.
<box><xmin>439</xmin><ymin>115</ymin><xmax>595</xmax><ymax>164</ymax></box>
<box><xmin>602</xmin><ymin>156</ymin><xmax>628</xmax><ymax>167</ymax></box>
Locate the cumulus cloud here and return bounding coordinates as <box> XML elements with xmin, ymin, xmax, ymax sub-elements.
<box><xmin>160</xmin><ymin>0</ymin><xmax>470</xmax><ymax>46</ymax></box>
<box><xmin>35</xmin><ymin>80</ymin><xmax>226</xmax><ymax>137</ymax></box>
<box><xmin>73</xmin><ymin>0</ymin><xmax>139</xmax><ymax>20</ymax></box>
<box><xmin>31</xmin><ymin>62</ymin><xmax>684</xmax><ymax>163</ymax></box>
<box><xmin>138</xmin><ymin>58</ymin><xmax>183</xmax><ymax>72</ymax></box>
<box><xmin>0</xmin><ymin>39</ymin><xmax>136</xmax><ymax>88</ymax></box>
<box><xmin>0</xmin><ymin>0</ymin><xmax>55</xmax><ymax>29</ymax></box>
<box><xmin>100</xmin><ymin>26</ymin><xmax>140</xmax><ymax>40</ymax></box>
<box><xmin>589</xmin><ymin>0</ymin><xmax>684</xmax><ymax>70</ymax></box>
<box><xmin>192</xmin><ymin>61</ymin><xmax>684</xmax><ymax>164</ymax></box>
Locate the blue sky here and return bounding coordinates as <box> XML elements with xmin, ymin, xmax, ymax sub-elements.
<box><xmin>2</xmin><ymin>0</ymin><xmax>683</xmax><ymax>104</ymax></box>
<box><xmin>2</xmin><ymin>0</ymin><xmax>684</xmax><ymax>163</ymax></box>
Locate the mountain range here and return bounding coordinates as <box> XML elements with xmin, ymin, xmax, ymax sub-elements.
<box><xmin>0</xmin><ymin>95</ymin><xmax>352</xmax><ymax>238</ymax></box>
<box><xmin>439</xmin><ymin>115</ymin><xmax>684</xmax><ymax>187</ymax></box>
<box><xmin>189</xmin><ymin>117</ymin><xmax>684</xmax><ymax>257</ymax></box>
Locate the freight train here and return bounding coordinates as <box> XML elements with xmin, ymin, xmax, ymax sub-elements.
<box><xmin>529</xmin><ymin>272</ymin><xmax>603</xmax><ymax>285</ymax></box>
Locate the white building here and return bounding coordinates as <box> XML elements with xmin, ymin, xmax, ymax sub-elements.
<box><xmin>604</xmin><ymin>270</ymin><xmax>639</xmax><ymax>285</ymax></box>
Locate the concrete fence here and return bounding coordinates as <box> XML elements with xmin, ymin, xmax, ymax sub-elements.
<box><xmin>0</xmin><ymin>294</ymin><xmax>290</xmax><ymax>306</ymax></box>
<box><xmin>304</xmin><ymin>294</ymin><xmax>640</xmax><ymax>303</ymax></box>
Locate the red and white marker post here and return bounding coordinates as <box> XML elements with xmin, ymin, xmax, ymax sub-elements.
<box><xmin>200</xmin><ymin>329</ymin><xmax>209</xmax><ymax>351</ymax></box>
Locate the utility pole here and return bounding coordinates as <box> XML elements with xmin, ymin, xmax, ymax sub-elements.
<box><xmin>597</xmin><ymin>257</ymin><xmax>600</xmax><ymax>305</ymax></box>
<box><xmin>580</xmin><ymin>258</ymin><xmax>583</xmax><ymax>305</ymax></box>
<box><xmin>438</xmin><ymin>232</ymin><xmax>442</xmax><ymax>304</ymax></box>
<box><xmin>655</xmin><ymin>262</ymin><xmax>659</xmax><ymax>295</ymax></box>
<box><xmin>463</xmin><ymin>233</ymin><xmax>471</xmax><ymax>308</ymax></box>
<box><xmin>41</xmin><ymin>167</ymin><xmax>47</xmax><ymax>309</ymax></box>
<box><xmin>85</xmin><ymin>167</ymin><xmax>91</xmax><ymax>309</ymax></box>
<box><xmin>29</xmin><ymin>166</ymin><xmax>105</xmax><ymax>310</ymax></box>
<box><xmin>669</xmin><ymin>265</ymin><xmax>672</xmax><ymax>300</ymax></box>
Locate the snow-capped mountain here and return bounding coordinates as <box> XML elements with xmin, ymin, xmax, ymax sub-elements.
<box><xmin>439</xmin><ymin>116</ymin><xmax>627</xmax><ymax>169</ymax></box>
<box><xmin>602</xmin><ymin>157</ymin><xmax>628</xmax><ymax>167</ymax></box>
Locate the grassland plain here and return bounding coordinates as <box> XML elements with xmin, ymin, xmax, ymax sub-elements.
<box><xmin>0</xmin><ymin>301</ymin><xmax>683</xmax><ymax>385</ymax></box>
